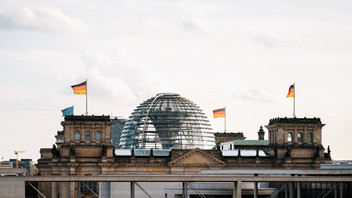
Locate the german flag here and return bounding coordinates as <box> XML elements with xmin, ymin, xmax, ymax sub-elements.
<box><xmin>71</xmin><ymin>81</ymin><xmax>87</xmax><ymax>94</ymax></box>
<box><xmin>213</xmin><ymin>108</ymin><xmax>225</xmax><ymax>118</ymax></box>
<box><xmin>287</xmin><ymin>84</ymin><xmax>294</xmax><ymax>98</ymax></box>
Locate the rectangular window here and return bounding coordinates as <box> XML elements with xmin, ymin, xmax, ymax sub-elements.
<box><xmin>85</xmin><ymin>131</ymin><xmax>91</xmax><ymax>141</ymax></box>
<box><xmin>96</xmin><ymin>131</ymin><xmax>102</xmax><ymax>141</ymax></box>
<box><xmin>307</xmin><ymin>133</ymin><xmax>313</xmax><ymax>143</ymax></box>
<box><xmin>74</xmin><ymin>131</ymin><xmax>81</xmax><ymax>141</ymax></box>
<box><xmin>287</xmin><ymin>133</ymin><xmax>293</xmax><ymax>142</ymax></box>
<box><xmin>297</xmin><ymin>133</ymin><xmax>302</xmax><ymax>142</ymax></box>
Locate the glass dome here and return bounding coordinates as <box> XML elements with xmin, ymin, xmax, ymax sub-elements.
<box><xmin>119</xmin><ymin>93</ymin><xmax>215</xmax><ymax>149</ymax></box>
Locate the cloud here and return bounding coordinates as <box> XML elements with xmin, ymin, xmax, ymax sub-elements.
<box><xmin>253</xmin><ymin>32</ymin><xmax>299</xmax><ymax>48</ymax></box>
<box><xmin>132</xmin><ymin>19</ymin><xmax>177</xmax><ymax>36</ymax></box>
<box><xmin>0</xmin><ymin>6</ymin><xmax>89</xmax><ymax>34</ymax></box>
<box><xmin>233</xmin><ymin>89</ymin><xmax>276</xmax><ymax>103</ymax></box>
<box><xmin>81</xmin><ymin>48</ymin><xmax>167</xmax><ymax>101</ymax></box>
<box><xmin>128</xmin><ymin>17</ymin><xmax>222</xmax><ymax>38</ymax></box>
<box><xmin>181</xmin><ymin>18</ymin><xmax>220</xmax><ymax>36</ymax></box>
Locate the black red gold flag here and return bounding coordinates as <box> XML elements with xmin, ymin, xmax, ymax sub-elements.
<box><xmin>71</xmin><ymin>81</ymin><xmax>87</xmax><ymax>95</ymax></box>
<box><xmin>213</xmin><ymin>108</ymin><xmax>225</xmax><ymax>118</ymax></box>
<box><xmin>287</xmin><ymin>84</ymin><xmax>294</xmax><ymax>98</ymax></box>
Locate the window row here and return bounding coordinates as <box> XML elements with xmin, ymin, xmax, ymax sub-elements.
<box><xmin>80</xmin><ymin>181</ymin><xmax>97</xmax><ymax>193</ymax></box>
<box><xmin>74</xmin><ymin>131</ymin><xmax>102</xmax><ymax>141</ymax></box>
<box><xmin>287</xmin><ymin>132</ymin><xmax>313</xmax><ymax>143</ymax></box>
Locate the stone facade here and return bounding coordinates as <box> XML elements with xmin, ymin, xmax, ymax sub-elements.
<box><xmin>37</xmin><ymin>115</ymin><xmax>114</xmax><ymax>197</ymax></box>
<box><xmin>265</xmin><ymin>117</ymin><xmax>330</xmax><ymax>164</ymax></box>
<box><xmin>214</xmin><ymin>132</ymin><xmax>246</xmax><ymax>144</ymax></box>
<box><xmin>36</xmin><ymin>116</ymin><xmax>331</xmax><ymax>197</ymax></box>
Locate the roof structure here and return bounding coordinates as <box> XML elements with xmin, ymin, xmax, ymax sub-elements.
<box><xmin>119</xmin><ymin>93</ymin><xmax>215</xmax><ymax>149</ymax></box>
<box><xmin>233</xmin><ymin>140</ymin><xmax>268</xmax><ymax>146</ymax></box>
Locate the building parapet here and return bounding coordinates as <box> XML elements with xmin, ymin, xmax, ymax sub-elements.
<box><xmin>214</xmin><ymin>132</ymin><xmax>245</xmax><ymax>138</ymax></box>
<box><xmin>233</xmin><ymin>140</ymin><xmax>268</xmax><ymax>146</ymax></box>
<box><xmin>64</xmin><ymin>115</ymin><xmax>110</xmax><ymax>122</ymax></box>
<box><xmin>268</xmin><ymin>117</ymin><xmax>322</xmax><ymax>125</ymax></box>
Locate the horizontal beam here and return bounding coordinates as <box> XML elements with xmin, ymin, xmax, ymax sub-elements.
<box><xmin>24</xmin><ymin>175</ymin><xmax>352</xmax><ymax>182</ymax></box>
<box><xmin>201</xmin><ymin>169</ymin><xmax>352</xmax><ymax>175</ymax></box>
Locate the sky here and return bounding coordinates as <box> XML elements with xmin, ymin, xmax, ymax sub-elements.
<box><xmin>1</xmin><ymin>0</ymin><xmax>352</xmax><ymax>162</ymax></box>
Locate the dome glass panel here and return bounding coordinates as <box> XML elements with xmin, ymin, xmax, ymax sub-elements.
<box><xmin>119</xmin><ymin>93</ymin><xmax>215</xmax><ymax>149</ymax></box>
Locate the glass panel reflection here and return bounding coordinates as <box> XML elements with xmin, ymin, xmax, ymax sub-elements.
<box><xmin>119</xmin><ymin>93</ymin><xmax>215</xmax><ymax>149</ymax></box>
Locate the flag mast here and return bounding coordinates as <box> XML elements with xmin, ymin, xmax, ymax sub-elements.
<box><xmin>293</xmin><ymin>82</ymin><xmax>296</xmax><ymax>118</ymax></box>
<box><xmin>224</xmin><ymin>107</ymin><xmax>226</xmax><ymax>133</ymax></box>
<box><xmin>86</xmin><ymin>79</ymin><xmax>88</xmax><ymax>115</ymax></box>
<box><xmin>286</xmin><ymin>83</ymin><xmax>295</xmax><ymax>118</ymax></box>
<box><xmin>213</xmin><ymin>108</ymin><xmax>226</xmax><ymax>132</ymax></box>
<box><xmin>71</xmin><ymin>80</ymin><xmax>88</xmax><ymax>115</ymax></box>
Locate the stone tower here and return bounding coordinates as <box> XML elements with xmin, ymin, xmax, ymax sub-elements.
<box><xmin>57</xmin><ymin>115</ymin><xmax>114</xmax><ymax>160</ymax></box>
<box><xmin>37</xmin><ymin>115</ymin><xmax>114</xmax><ymax>197</ymax></box>
<box><xmin>265</xmin><ymin>117</ymin><xmax>326</xmax><ymax>166</ymax></box>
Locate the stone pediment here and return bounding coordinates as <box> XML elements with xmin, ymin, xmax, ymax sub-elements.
<box><xmin>168</xmin><ymin>148</ymin><xmax>226</xmax><ymax>167</ymax></box>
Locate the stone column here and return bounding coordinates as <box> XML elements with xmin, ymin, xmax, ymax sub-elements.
<box><xmin>69</xmin><ymin>182</ymin><xmax>76</xmax><ymax>198</ymax></box>
<box><xmin>182</xmin><ymin>182</ymin><xmax>188</xmax><ymax>198</ymax></box>
<box><xmin>77</xmin><ymin>182</ymin><xmax>81</xmax><ymax>198</ymax></box>
<box><xmin>233</xmin><ymin>181</ymin><xmax>242</xmax><ymax>198</ymax></box>
<box><xmin>254</xmin><ymin>182</ymin><xmax>258</xmax><ymax>198</ymax></box>
<box><xmin>130</xmin><ymin>182</ymin><xmax>135</xmax><ymax>198</ymax></box>
<box><xmin>289</xmin><ymin>182</ymin><xmax>294</xmax><ymax>198</ymax></box>
<box><xmin>60</xmin><ymin>182</ymin><xmax>71</xmax><ymax>198</ymax></box>
<box><xmin>284</xmin><ymin>182</ymin><xmax>288</xmax><ymax>198</ymax></box>
<box><xmin>296</xmin><ymin>182</ymin><xmax>301</xmax><ymax>198</ymax></box>
<box><xmin>51</xmin><ymin>182</ymin><xmax>57</xmax><ymax>198</ymax></box>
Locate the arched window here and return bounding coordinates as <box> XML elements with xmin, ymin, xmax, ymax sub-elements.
<box><xmin>96</xmin><ymin>131</ymin><xmax>102</xmax><ymax>141</ymax></box>
<box><xmin>287</xmin><ymin>132</ymin><xmax>293</xmax><ymax>142</ymax></box>
<box><xmin>85</xmin><ymin>131</ymin><xmax>91</xmax><ymax>141</ymax></box>
<box><xmin>297</xmin><ymin>132</ymin><xmax>302</xmax><ymax>142</ymax></box>
<box><xmin>74</xmin><ymin>131</ymin><xmax>81</xmax><ymax>141</ymax></box>
<box><xmin>307</xmin><ymin>133</ymin><xmax>313</xmax><ymax>143</ymax></box>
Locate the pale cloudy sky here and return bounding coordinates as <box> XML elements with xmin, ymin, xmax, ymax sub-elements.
<box><xmin>1</xmin><ymin>0</ymin><xmax>352</xmax><ymax>161</ymax></box>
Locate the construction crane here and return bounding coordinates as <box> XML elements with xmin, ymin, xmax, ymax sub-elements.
<box><xmin>14</xmin><ymin>151</ymin><xmax>25</xmax><ymax>168</ymax></box>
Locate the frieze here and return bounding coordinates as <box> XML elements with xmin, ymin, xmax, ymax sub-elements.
<box><xmin>115</xmin><ymin>164</ymin><xmax>167</xmax><ymax>168</ymax></box>
<box><xmin>269</xmin><ymin>117</ymin><xmax>322</xmax><ymax>125</ymax></box>
<box><xmin>65</xmin><ymin>115</ymin><xmax>110</xmax><ymax>122</ymax></box>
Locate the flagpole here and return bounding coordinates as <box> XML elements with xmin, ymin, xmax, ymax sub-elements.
<box><xmin>224</xmin><ymin>107</ymin><xmax>226</xmax><ymax>133</ymax></box>
<box><xmin>293</xmin><ymin>82</ymin><xmax>296</xmax><ymax>118</ymax></box>
<box><xmin>86</xmin><ymin>79</ymin><xmax>88</xmax><ymax>115</ymax></box>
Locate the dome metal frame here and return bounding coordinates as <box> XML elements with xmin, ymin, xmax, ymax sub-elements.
<box><xmin>119</xmin><ymin>93</ymin><xmax>215</xmax><ymax>150</ymax></box>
